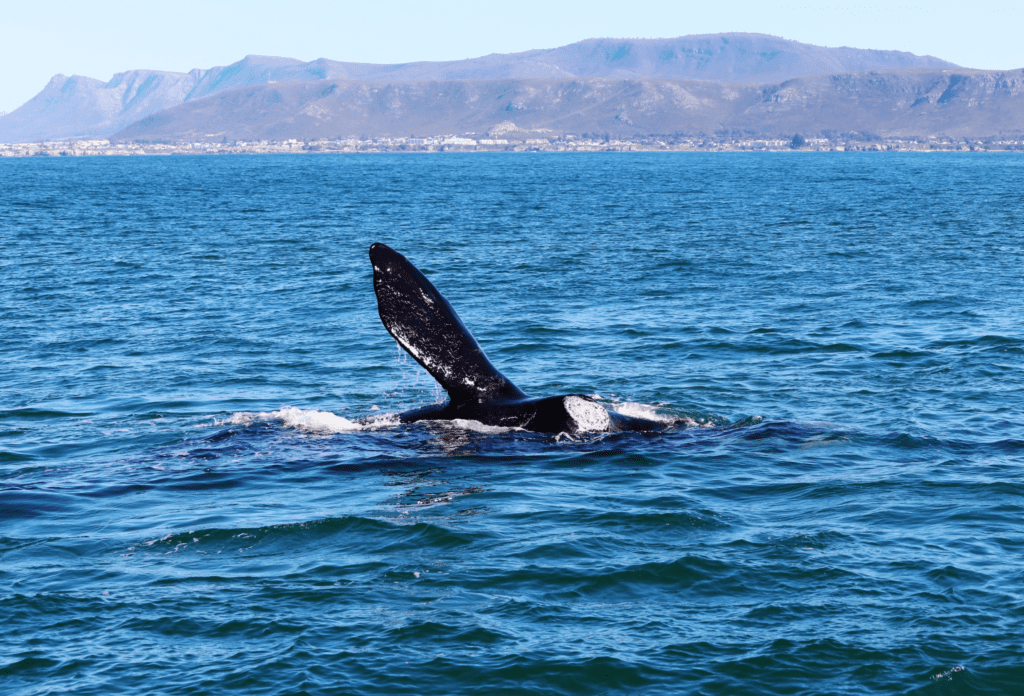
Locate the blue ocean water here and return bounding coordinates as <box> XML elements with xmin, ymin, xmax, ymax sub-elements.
<box><xmin>2</xmin><ymin>153</ymin><xmax>1023</xmax><ymax>695</ymax></box>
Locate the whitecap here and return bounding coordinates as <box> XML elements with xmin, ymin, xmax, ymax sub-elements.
<box><xmin>448</xmin><ymin>418</ymin><xmax>516</xmax><ymax>434</ymax></box>
<box><xmin>608</xmin><ymin>400</ymin><xmax>714</xmax><ymax>428</ymax></box>
<box><xmin>223</xmin><ymin>406</ymin><xmax>368</xmax><ymax>434</ymax></box>
<box><xmin>609</xmin><ymin>400</ymin><xmax>675</xmax><ymax>423</ymax></box>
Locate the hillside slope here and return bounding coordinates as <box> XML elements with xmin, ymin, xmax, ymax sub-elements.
<box><xmin>112</xmin><ymin>69</ymin><xmax>1024</xmax><ymax>142</ymax></box>
<box><xmin>0</xmin><ymin>34</ymin><xmax>961</xmax><ymax>142</ymax></box>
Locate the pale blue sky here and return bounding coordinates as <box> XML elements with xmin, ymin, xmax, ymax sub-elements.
<box><xmin>2</xmin><ymin>0</ymin><xmax>1022</xmax><ymax>114</ymax></box>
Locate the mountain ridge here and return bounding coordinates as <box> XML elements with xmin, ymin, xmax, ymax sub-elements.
<box><xmin>111</xmin><ymin>69</ymin><xmax>1024</xmax><ymax>142</ymax></box>
<box><xmin>0</xmin><ymin>33</ymin><xmax>961</xmax><ymax>142</ymax></box>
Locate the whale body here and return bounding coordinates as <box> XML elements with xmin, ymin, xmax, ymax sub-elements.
<box><xmin>369</xmin><ymin>243</ymin><xmax>666</xmax><ymax>434</ymax></box>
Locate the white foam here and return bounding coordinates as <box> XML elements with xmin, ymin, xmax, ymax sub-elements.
<box><xmin>610</xmin><ymin>401</ymin><xmax>677</xmax><ymax>424</ymax></box>
<box><xmin>564</xmin><ymin>395</ymin><xmax>613</xmax><ymax>432</ymax></box>
<box><xmin>223</xmin><ymin>406</ymin><xmax>366</xmax><ymax>434</ymax></box>
<box><xmin>609</xmin><ymin>401</ymin><xmax>718</xmax><ymax>428</ymax></box>
<box><xmin>449</xmin><ymin>418</ymin><xmax>516</xmax><ymax>434</ymax></box>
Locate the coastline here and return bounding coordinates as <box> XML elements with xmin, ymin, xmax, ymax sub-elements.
<box><xmin>3</xmin><ymin>135</ymin><xmax>1022</xmax><ymax>157</ymax></box>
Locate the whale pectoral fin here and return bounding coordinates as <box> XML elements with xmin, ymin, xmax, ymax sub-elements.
<box><xmin>370</xmin><ymin>243</ymin><xmax>528</xmax><ymax>404</ymax></box>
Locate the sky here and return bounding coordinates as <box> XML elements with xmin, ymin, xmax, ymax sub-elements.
<box><xmin>2</xmin><ymin>0</ymin><xmax>1023</xmax><ymax>114</ymax></box>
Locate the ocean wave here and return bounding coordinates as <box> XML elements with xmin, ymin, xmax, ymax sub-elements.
<box><xmin>0</xmin><ymin>408</ymin><xmax>90</xmax><ymax>420</ymax></box>
<box><xmin>133</xmin><ymin>517</ymin><xmax>481</xmax><ymax>557</ymax></box>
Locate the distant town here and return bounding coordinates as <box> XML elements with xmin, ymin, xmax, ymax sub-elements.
<box><xmin>2</xmin><ymin>134</ymin><xmax>1023</xmax><ymax>157</ymax></box>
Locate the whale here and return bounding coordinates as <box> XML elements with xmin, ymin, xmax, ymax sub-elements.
<box><xmin>369</xmin><ymin>243</ymin><xmax>667</xmax><ymax>434</ymax></box>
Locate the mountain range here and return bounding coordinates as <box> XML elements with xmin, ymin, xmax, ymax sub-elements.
<box><xmin>111</xmin><ymin>69</ymin><xmax>1024</xmax><ymax>142</ymax></box>
<box><xmin>0</xmin><ymin>34</ymin><xmax>968</xmax><ymax>143</ymax></box>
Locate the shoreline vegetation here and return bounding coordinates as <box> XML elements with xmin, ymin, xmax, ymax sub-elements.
<box><xmin>3</xmin><ymin>134</ymin><xmax>1023</xmax><ymax>157</ymax></box>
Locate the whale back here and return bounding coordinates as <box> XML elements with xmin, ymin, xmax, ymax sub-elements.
<box><xmin>369</xmin><ymin>243</ymin><xmax>528</xmax><ymax>404</ymax></box>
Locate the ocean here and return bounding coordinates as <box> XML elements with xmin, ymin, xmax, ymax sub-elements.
<box><xmin>2</xmin><ymin>152</ymin><xmax>1023</xmax><ymax>695</ymax></box>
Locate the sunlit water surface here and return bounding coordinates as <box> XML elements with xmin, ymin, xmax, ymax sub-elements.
<box><xmin>2</xmin><ymin>153</ymin><xmax>1023</xmax><ymax>695</ymax></box>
